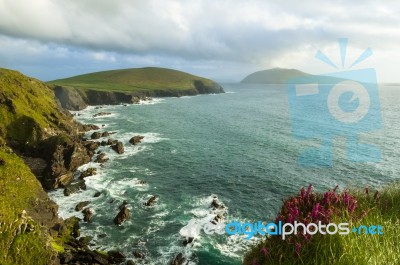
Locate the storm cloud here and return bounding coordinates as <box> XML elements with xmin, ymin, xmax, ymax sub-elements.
<box><xmin>0</xmin><ymin>0</ymin><xmax>399</xmax><ymax>82</ymax></box>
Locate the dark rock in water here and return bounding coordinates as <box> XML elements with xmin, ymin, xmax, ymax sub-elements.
<box><xmin>98</xmin><ymin>233</ymin><xmax>107</xmax><ymax>238</ymax></box>
<box><xmin>144</xmin><ymin>195</ymin><xmax>158</xmax><ymax>207</ymax></box>
<box><xmin>93</xmin><ymin>112</ymin><xmax>111</xmax><ymax>117</ymax></box>
<box><xmin>119</xmin><ymin>200</ymin><xmax>129</xmax><ymax>211</ymax></box>
<box><xmin>111</xmin><ymin>141</ymin><xmax>124</xmax><ymax>154</ymax></box>
<box><xmin>82</xmin><ymin>124</ymin><xmax>100</xmax><ymax>131</ymax></box>
<box><xmin>107</xmin><ymin>250</ymin><xmax>126</xmax><ymax>263</ymax></box>
<box><xmin>107</xmin><ymin>139</ymin><xmax>118</xmax><ymax>145</ymax></box>
<box><xmin>64</xmin><ymin>180</ymin><xmax>86</xmax><ymax>196</ymax></box>
<box><xmin>94</xmin><ymin>191</ymin><xmax>102</xmax><ymax>197</ymax></box>
<box><xmin>82</xmin><ymin>208</ymin><xmax>94</xmax><ymax>222</ymax></box>
<box><xmin>211</xmin><ymin>213</ymin><xmax>225</xmax><ymax>225</ymax></box>
<box><xmin>126</xmin><ymin>260</ymin><xmax>135</xmax><ymax>265</ymax></box>
<box><xmin>91</xmin><ymin>131</ymin><xmax>102</xmax><ymax>139</ymax></box>
<box><xmin>95</xmin><ymin>152</ymin><xmax>109</xmax><ymax>163</ymax></box>
<box><xmin>182</xmin><ymin>237</ymin><xmax>194</xmax><ymax>246</ymax></box>
<box><xmin>100</xmin><ymin>140</ymin><xmax>107</xmax><ymax>146</ymax></box>
<box><xmin>101</xmin><ymin>131</ymin><xmax>110</xmax><ymax>137</ymax></box>
<box><xmin>133</xmin><ymin>250</ymin><xmax>145</xmax><ymax>259</ymax></box>
<box><xmin>109</xmin><ymin>198</ymin><xmax>115</xmax><ymax>204</ymax></box>
<box><xmin>79</xmin><ymin>167</ymin><xmax>97</xmax><ymax>179</ymax></box>
<box><xmin>75</xmin><ymin>201</ymin><xmax>90</xmax><ymax>211</ymax></box>
<box><xmin>137</xmin><ymin>180</ymin><xmax>146</xmax><ymax>185</ymax></box>
<box><xmin>114</xmin><ymin>205</ymin><xmax>130</xmax><ymax>225</ymax></box>
<box><xmin>170</xmin><ymin>253</ymin><xmax>186</xmax><ymax>265</ymax></box>
<box><xmin>129</xmin><ymin>135</ymin><xmax>144</xmax><ymax>145</ymax></box>
<box><xmin>84</xmin><ymin>141</ymin><xmax>100</xmax><ymax>152</ymax></box>
<box><xmin>211</xmin><ymin>196</ymin><xmax>225</xmax><ymax>210</ymax></box>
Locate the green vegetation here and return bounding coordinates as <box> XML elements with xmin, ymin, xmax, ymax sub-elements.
<box><xmin>244</xmin><ymin>183</ymin><xmax>400</xmax><ymax>265</ymax></box>
<box><xmin>0</xmin><ymin>68</ymin><xmax>72</xmax><ymax>148</ymax></box>
<box><xmin>48</xmin><ymin>67</ymin><xmax>219</xmax><ymax>92</ymax></box>
<box><xmin>241</xmin><ymin>68</ymin><xmax>310</xmax><ymax>84</ymax></box>
<box><xmin>0</xmin><ymin>68</ymin><xmax>81</xmax><ymax>264</ymax></box>
<box><xmin>0</xmin><ymin>148</ymin><xmax>55</xmax><ymax>265</ymax></box>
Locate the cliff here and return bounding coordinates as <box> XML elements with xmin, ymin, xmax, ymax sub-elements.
<box><xmin>0</xmin><ymin>68</ymin><xmax>97</xmax><ymax>264</ymax></box>
<box><xmin>49</xmin><ymin>67</ymin><xmax>225</xmax><ymax>110</ymax></box>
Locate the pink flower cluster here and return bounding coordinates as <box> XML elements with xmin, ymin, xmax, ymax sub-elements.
<box><xmin>273</xmin><ymin>184</ymin><xmax>358</xmax><ymax>256</ymax></box>
<box><xmin>276</xmin><ymin>184</ymin><xmax>357</xmax><ymax>226</ymax></box>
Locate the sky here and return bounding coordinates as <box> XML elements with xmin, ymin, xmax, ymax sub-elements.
<box><xmin>0</xmin><ymin>0</ymin><xmax>399</xmax><ymax>82</ymax></box>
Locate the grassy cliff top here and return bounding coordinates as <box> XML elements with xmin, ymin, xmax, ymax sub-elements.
<box><xmin>241</xmin><ymin>68</ymin><xmax>311</xmax><ymax>84</ymax></box>
<box><xmin>48</xmin><ymin>67</ymin><xmax>218</xmax><ymax>92</ymax></box>
<box><xmin>0</xmin><ymin>68</ymin><xmax>74</xmax><ymax>147</ymax></box>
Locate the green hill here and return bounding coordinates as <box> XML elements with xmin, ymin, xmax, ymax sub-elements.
<box><xmin>48</xmin><ymin>67</ymin><xmax>224</xmax><ymax>110</ymax></box>
<box><xmin>49</xmin><ymin>67</ymin><xmax>223</xmax><ymax>92</ymax></box>
<box><xmin>241</xmin><ymin>68</ymin><xmax>311</xmax><ymax>84</ymax></box>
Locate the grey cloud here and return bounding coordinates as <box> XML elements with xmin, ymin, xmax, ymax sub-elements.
<box><xmin>0</xmin><ymin>0</ymin><xmax>399</xmax><ymax>81</ymax></box>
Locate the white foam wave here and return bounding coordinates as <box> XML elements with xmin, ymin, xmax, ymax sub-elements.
<box><xmin>136</xmin><ymin>98</ymin><xmax>165</xmax><ymax>105</ymax></box>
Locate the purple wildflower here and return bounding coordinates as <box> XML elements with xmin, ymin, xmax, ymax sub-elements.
<box><xmin>295</xmin><ymin>243</ymin><xmax>301</xmax><ymax>256</ymax></box>
<box><xmin>306</xmin><ymin>184</ymin><xmax>313</xmax><ymax>197</ymax></box>
<box><xmin>260</xmin><ymin>247</ymin><xmax>268</xmax><ymax>256</ymax></box>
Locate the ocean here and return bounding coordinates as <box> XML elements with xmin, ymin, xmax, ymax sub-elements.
<box><xmin>49</xmin><ymin>83</ymin><xmax>400</xmax><ymax>264</ymax></box>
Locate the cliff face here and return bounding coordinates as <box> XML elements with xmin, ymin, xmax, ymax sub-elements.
<box><xmin>54</xmin><ymin>78</ymin><xmax>224</xmax><ymax>110</ymax></box>
<box><xmin>0</xmin><ymin>68</ymin><xmax>96</xmax><ymax>264</ymax></box>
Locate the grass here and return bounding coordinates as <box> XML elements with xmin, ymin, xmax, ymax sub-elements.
<box><xmin>0</xmin><ymin>68</ymin><xmax>71</xmax><ymax>148</ymax></box>
<box><xmin>0</xmin><ymin>68</ymin><xmax>79</xmax><ymax>264</ymax></box>
<box><xmin>0</xmin><ymin>147</ymin><xmax>55</xmax><ymax>265</ymax></box>
<box><xmin>48</xmin><ymin>67</ymin><xmax>217</xmax><ymax>93</ymax></box>
<box><xmin>243</xmin><ymin>183</ymin><xmax>400</xmax><ymax>265</ymax></box>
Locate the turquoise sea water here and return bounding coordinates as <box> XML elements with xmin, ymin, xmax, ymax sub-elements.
<box><xmin>50</xmin><ymin>84</ymin><xmax>400</xmax><ymax>264</ymax></box>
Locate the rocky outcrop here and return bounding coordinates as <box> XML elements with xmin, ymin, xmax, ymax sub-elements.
<box><xmin>39</xmin><ymin>135</ymin><xmax>91</xmax><ymax>190</ymax></box>
<box><xmin>84</xmin><ymin>140</ymin><xmax>100</xmax><ymax>152</ymax></box>
<box><xmin>91</xmin><ymin>132</ymin><xmax>102</xmax><ymax>139</ymax></box>
<box><xmin>93</xmin><ymin>112</ymin><xmax>111</xmax><ymax>118</ymax></box>
<box><xmin>107</xmin><ymin>251</ymin><xmax>126</xmax><ymax>264</ymax></box>
<box><xmin>54</xmin><ymin>86</ymin><xmax>88</xmax><ymax>110</ymax></box>
<box><xmin>75</xmin><ymin>201</ymin><xmax>90</xmax><ymax>211</ymax></box>
<box><xmin>55</xmin><ymin>172</ymin><xmax>74</xmax><ymax>187</ymax></box>
<box><xmin>111</xmin><ymin>141</ymin><xmax>124</xmax><ymax>154</ymax></box>
<box><xmin>113</xmin><ymin>205</ymin><xmax>130</xmax><ymax>225</ymax></box>
<box><xmin>79</xmin><ymin>167</ymin><xmax>97</xmax><ymax>179</ymax></box>
<box><xmin>82</xmin><ymin>208</ymin><xmax>93</xmax><ymax>223</ymax></box>
<box><xmin>64</xmin><ymin>180</ymin><xmax>86</xmax><ymax>196</ymax></box>
<box><xmin>129</xmin><ymin>135</ymin><xmax>144</xmax><ymax>145</ymax></box>
<box><xmin>95</xmin><ymin>152</ymin><xmax>109</xmax><ymax>163</ymax></box>
<box><xmin>170</xmin><ymin>253</ymin><xmax>186</xmax><ymax>265</ymax></box>
<box><xmin>144</xmin><ymin>195</ymin><xmax>158</xmax><ymax>207</ymax></box>
<box><xmin>133</xmin><ymin>250</ymin><xmax>145</xmax><ymax>259</ymax></box>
